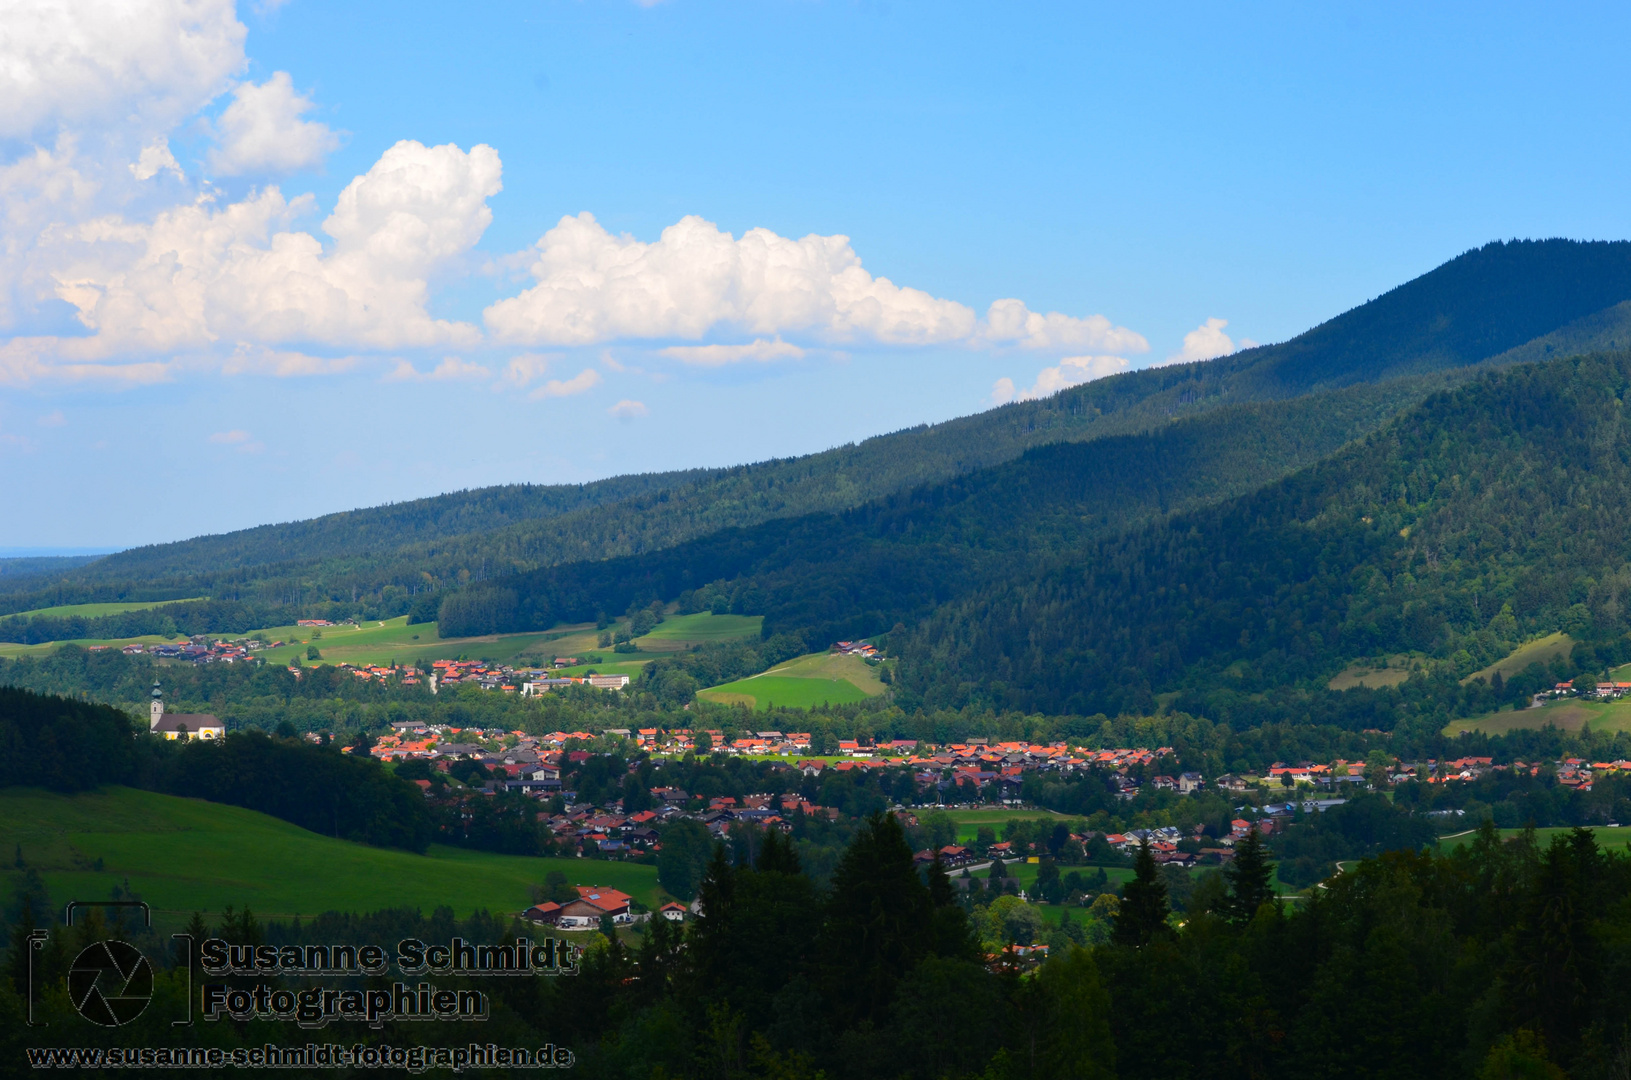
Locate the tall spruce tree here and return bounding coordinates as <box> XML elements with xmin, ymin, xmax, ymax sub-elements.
<box><xmin>813</xmin><ymin>812</ymin><xmax>935</xmax><ymax>1026</ymax></box>
<box><xmin>1225</xmin><ymin>826</ymin><xmax>1275</xmax><ymax>923</ymax></box>
<box><xmin>1112</xmin><ymin>841</ymin><xmax>1170</xmax><ymax>946</ymax></box>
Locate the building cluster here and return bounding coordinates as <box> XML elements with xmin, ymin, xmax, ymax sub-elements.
<box><xmin>1424</xmin><ymin>754</ymin><xmax>1629</xmax><ymax>792</ymax></box>
<box><xmin>108</xmin><ymin>638</ymin><xmax>282</xmax><ymax>663</ymax></box>
<box><xmin>1547</xmin><ymin>680</ymin><xmax>1631</xmax><ymax>701</ymax></box>
<box><xmin>429</xmin><ymin>660</ymin><xmax>632</xmax><ymax>694</ymax></box>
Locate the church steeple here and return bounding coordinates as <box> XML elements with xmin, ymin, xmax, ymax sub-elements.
<box><xmin>150</xmin><ymin>681</ymin><xmax>164</xmax><ymax>730</ymax></box>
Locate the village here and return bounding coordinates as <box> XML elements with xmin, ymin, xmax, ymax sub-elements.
<box><xmin>353</xmin><ymin>721</ymin><xmax>1631</xmax><ymax>882</ymax></box>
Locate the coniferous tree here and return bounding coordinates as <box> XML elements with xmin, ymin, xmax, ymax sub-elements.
<box><xmin>1112</xmin><ymin>841</ymin><xmax>1170</xmax><ymax>946</ymax></box>
<box><xmin>1225</xmin><ymin>826</ymin><xmax>1276</xmax><ymax>923</ymax></box>
<box><xmin>813</xmin><ymin>812</ymin><xmax>934</xmax><ymax>1026</ymax></box>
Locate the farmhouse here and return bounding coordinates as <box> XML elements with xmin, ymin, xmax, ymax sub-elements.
<box><xmin>529</xmin><ymin>886</ymin><xmax>636</xmax><ymax>929</ymax></box>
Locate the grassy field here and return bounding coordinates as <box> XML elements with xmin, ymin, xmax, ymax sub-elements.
<box><xmin>934</xmin><ymin>808</ymin><xmax>1074</xmax><ymax>843</ymax></box>
<box><xmin>258</xmin><ymin>616</ymin><xmax>578</xmax><ymax>668</ymax></box>
<box><xmin>1327</xmin><ymin>660</ymin><xmax>1412</xmax><ymax>691</ymax></box>
<box><xmin>1464</xmin><ymin>632</ymin><xmax>1575</xmax><ymax>685</ymax></box>
<box><xmin>8</xmin><ymin>597</ymin><xmax>208</xmax><ymax>620</ymax></box>
<box><xmin>697</xmin><ymin>651</ymin><xmax>884</xmax><ymax>710</ymax></box>
<box><xmin>0</xmin><ymin>634</ymin><xmax>183</xmax><ymax>659</ymax></box>
<box><xmin>1439</xmin><ymin>824</ymin><xmax>1631</xmax><ymax>855</ymax></box>
<box><xmin>1444</xmin><ymin>696</ymin><xmax>1631</xmax><ymax>736</ymax></box>
<box><xmin>0</xmin><ymin>787</ymin><xmax>665</xmax><ymax>933</ymax></box>
<box><xmin>699</xmin><ymin>676</ymin><xmax>869</xmax><ymax>710</ymax></box>
<box><xmin>636</xmin><ymin>613</ymin><xmax>762</xmax><ymax>650</ymax></box>
<box><xmin>0</xmin><ymin>611</ymin><xmax>766</xmax><ymax>674</ymax></box>
<box><xmin>0</xmin><ymin>617</ymin><xmax>577</xmax><ymax>666</ymax></box>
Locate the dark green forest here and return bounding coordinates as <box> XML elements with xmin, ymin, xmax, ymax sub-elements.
<box><xmin>431</xmin><ymin>375</ymin><xmax>1448</xmax><ymax>640</ymax></box>
<box><xmin>901</xmin><ymin>351</ymin><xmax>1631</xmax><ymax>713</ymax></box>
<box><xmin>5</xmin><ymin>814</ymin><xmax>1626</xmax><ymax>1080</ymax></box>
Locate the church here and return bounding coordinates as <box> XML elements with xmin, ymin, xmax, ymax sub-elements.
<box><xmin>149</xmin><ymin>682</ymin><xmax>225</xmax><ymax>741</ymax></box>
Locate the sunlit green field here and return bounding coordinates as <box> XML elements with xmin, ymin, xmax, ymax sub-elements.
<box><xmin>697</xmin><ymin>651</ymin><xmax>885</xmax><ymax>710</ymax></box>
<box><xmin>257</xmin><ymin>616</ymin><xmax>577</xmax><ymax>668</ymax></box>
<box><xmin>0</xmin><ymin>787</ymin><xmax>665</xmax><ymax>933</ymax></box>
<box><xmin>7</xmin><ymin>598</ymin><xmax>207</xmax><ymax>620</ymax></box>
<box><xmin>1445</xmin><ymin>697</ymin><xmax>1631</xmax><ymax>736</ymax></box>
<box><xmin>1439</xmin><ymin>824</ymin><xmax>1631</xmax><ymax>854</ymax></box>
<box><xmin>0</xmin><ymin>635</ymin><xmax>183</xmax><ymax>659</ymax></box>
<box><xmin>637</xmin><ymin>613</ymin><xmax>762</xmax><ymax>648</ymax></box>
<box><xmin>932</xmin><ymin>808</ymin><xmax>1075</xmax><ymax>842</ymax></box>
<box><xmin>699</xmin><ymin>676</ymin><xmax>869</xmax><ymax>710</ymax></box>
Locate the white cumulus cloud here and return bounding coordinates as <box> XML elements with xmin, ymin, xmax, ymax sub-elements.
<box><xmin>207</xmin><ymin>428</ymin><xmax>263</xmax><ymax>452</ymax></box>
<box><xmin>0</xmin><ymin>0</ymin><xmax>1154</xmax><ymax>393</ymax></box>
<box><xmin>130</xmin><ymin>137</ymin><xmax>183</xmax><ymax>181</ymax></box>
<box><xmin>223</xmin><ymin>344</ymin><xmax>355</xmax><ymax>377</ymax></box>
<box><xmin>659</xmin><ymin>337</ymin><xmax>805</xmax><ymax>366</ymax></box>
<box><xmin>1164</xmin><ymin>317</ymin><xmax>1237</xmax><ymax>366</ymax></box>
<box><xmin>979</xmin><ymin>299</ymin><xmax>1148</xmax><ymax>354</ymax></box>
<box><xmin>608</xmin><ymin>398</ymin><xmax>648</xmax><ymax>419</ymax></box>
<box><xmin>25</xmin><ymin>139</ymin><xmax>501</xmax><ymax>370</ymax></box>
<box><xmin>208</xmin><ymin>72</ymin><xmax>341</xmax><ymax>176</ymax></box>
<box><xmin>503</xmin><ymin>353</ymin><xmax>556</xmax><ymax>386</ymax></box>
<box><xmin>386</xmin><ymin>356</ymin><xmax>491</xmax><ymax>382</ymax></box>
<box><xmin>530</xmin><ymin>368</ymin><xmax>601</xmax><ymax>400</ymax></box>
<box><xmin>991</xmin><ymin>355</ymin><xmax>1131</xmax><ymax>404</ymax></box>
<box><xmin>485</xmin><ymin>213</ymin><xmax>978</xmax><ymax>347</ymax></box>
<box><xmin>0</xmin><ymin>0</ymin><xmax>246</xmax><ymax>140</ymax></box>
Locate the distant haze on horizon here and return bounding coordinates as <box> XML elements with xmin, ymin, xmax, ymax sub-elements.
<box><xmin>2</xmin><ymin>1</ymin><xmax>1628</xmax><ymax>548</ymax></box>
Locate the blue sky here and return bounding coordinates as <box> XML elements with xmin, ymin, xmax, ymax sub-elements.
<box><xmin>3</xmin><ymin>1</ymin><xmax>1629</xmax><ymax>548</ymax></box>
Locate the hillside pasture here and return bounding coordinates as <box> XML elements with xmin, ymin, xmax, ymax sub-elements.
<box><xmin>636</xmin><ymin>613</ymin><xmax>762</xmax><ymax>650</ymax></box>
<box><xmin>0</xmin><ymin>786</ymin><xmax>664</xmax><ymax>933</ymax></box>
<box><xmin>1444</xmin><ymin>697</ymin><xmax>1631</xmax><ymax>736</ymax></box>
<box><xmin>698</xmin><ymin>676</ymin><xmax>868</xmax><ymax>710</ymax></box>
<box><xmin>256</xmin><ymin>616</ymin><xmax>574</xmax><ymax>668</ymax></box>
<box><xmin>1327</xmin><ymin>658</ymin><xmax>1413</xmax><ymax>691</ymax></box>
<box><xmin>696</xmin><ymin>650</ymin><xmax>884</xmax><ymax>710</ymax></box>
<box><xmin>0</xmin><ymin>634</ymin><xmax>186</xmax><ymax>660</ymax></box>
<box><xmin>7</xmin><ymin>597</ymin><xmax>208</xmax><ymax>620</ymax></box>
<box><xmin>1462</xmin><ymin>632</ymin><xmax>1575</xmax><ymax>685</ymax></box>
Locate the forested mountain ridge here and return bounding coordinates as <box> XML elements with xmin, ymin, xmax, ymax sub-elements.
<box><xmin>434</xmin><ymin>373</ymin><xmax>1459</xmax><ymax>639</ymax></box>
<box><xmin>11</xmin><ymin>238</ymin><xmax>1631</xmax><ymax>635</ymax></box>
<box><xmin>900</xmin><ymin>350</ymin><xmax>1631</xmax><ymax>714</ymax></box>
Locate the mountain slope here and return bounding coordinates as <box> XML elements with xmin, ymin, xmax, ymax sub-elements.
<box><xmin>17</xmin><ymin>239</ymin><xmax>1631</xmax><ymax>626</ymax></box>
<box><xmin>434</xmin><ymin>373</ymin><xmax>1455</xmax><ymax>639</ymax></box>
<box><xmin>900</xmin><ymin>350</ymin><xmax>1631</xmax><ymax>714</ymax></box>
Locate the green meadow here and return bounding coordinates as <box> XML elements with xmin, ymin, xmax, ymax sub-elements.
<box><xmin>935</xmin><ymin>808</ymin><xmax>1075</xmax><ymax>843</ymax></box>
<box><xmin>1439</xmin><ymin>824</ymin><xmax>1631</xmax><ymax>855</ymax></box>
<box><xmin>0</xmin><ymin>609</ymin><xmax>765</xmax><ymax>675</ymax></box>
<box><xmin>697</xmin><ymin>651</ymin><xmax>884</xmax><ymax>710</ymax></box>
<box><xmin>1463</xmin><ymin>632</ymin><xmax>1575</xmax><ymax>684</ymax></box>
<box><xmin>7</xmin><ymin>598</ymin><xmax>208</xmax><ymax>620</ymax></box>
<box><xmin>0</xmin><ymin>787</ymin><xmax>665</xmax><ymax>933</ymax></box>
<box><xmin>258</xmin><ymin>616</ymin><xmax>573</xmax><ymax>668</ymax></box>
<box><xmin>1445</xmin><ymin>696</ymin><xmax>1631</xmax><ymax>737</ymax></box>
<box><xmin>636</xmin><ymin>613</ymin><xmax>762</xmax><ymax>648</ymax></box>
<box><xmin>0</xmin><ymin>635</ymin><xmax>184</xmax><ymax>660</ymax></box>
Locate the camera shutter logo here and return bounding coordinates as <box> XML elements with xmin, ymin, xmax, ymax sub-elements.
<box><xmin>68</xmin><ymin>940</ymin><xmax>153</xmax><ymax>1026</ymax></box>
